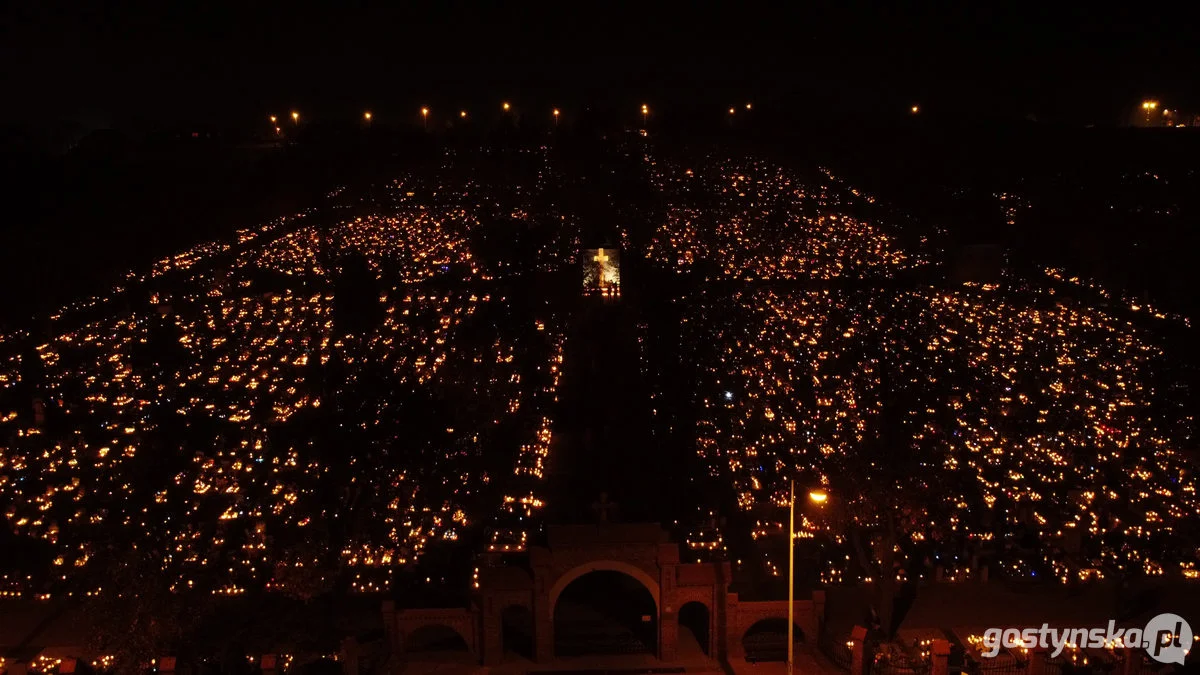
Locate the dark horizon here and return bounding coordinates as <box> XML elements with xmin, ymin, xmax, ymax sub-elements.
<box><xmin>3</xmin><ymin>3</ymin><xmax>1198</xmax><ymax>129</ymax></box>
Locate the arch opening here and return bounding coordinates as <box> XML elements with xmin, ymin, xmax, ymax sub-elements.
<box><xmin>742</xmin><ymin>618</ymin><xmax>803</xmax><ymax>663</ymax></box>
<box><xmin>678</xmin><ymin>601</ymin><xmax>711</xmax><ymax>656</ymax></box>
<box><xmin>501</xmin><ymin>604</ymin><xmax>534</xmax><ymax>660</ymax></box>
<box><xmin>553</xmin><ymin>569</ymin><xmax>657</xmax><ymax>657</ymax></box>
<box><xmin>404</xmin><ymin>624</ymin><xmax>471</xmax><ymax>661</ymax></box>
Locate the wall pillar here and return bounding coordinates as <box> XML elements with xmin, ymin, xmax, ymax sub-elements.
<box><xmin>850</xmin><ymin>626</ymin><xmax>871</xmax><ymax>675</ymax></box>
<box><xmin>708</xmin><ymin>594</ymin><xmax>718</xmax><ymax>657</ymax></box>
<box><xmin>932</xmin><ymin>639</ymin><xmax>950</xmax><ymax>675</ymax></box>
<box><xmin>482</xmin><ymin>597</ymin><xmax>503</xmax><ymax>666</ymax></box>
<box><xmin>1025</xmin><ymin>647</ymin><xmax>1047</xmax><ymax>675</ymax></box>
<box><xmin>812</xmin><ymin>590</ymin><xmax>826</xmax><ymax>638</ymax></box>
<box><xmin>340</xmin><ymin>637</ymin><xmax>360</xmax><ymax>675</ymax></box>
<box><xmin>660</xmin><ymin>608</ymin><xmax>678</xmax><ymax>661</ymax></box>
<box><xmin>659</xmin><ymin>563</ymin><xmax>677</xmax><ymax>661</ymax></box>
<box><xmin>381</xmin><ymin>601</ymin><xmax>397</xmax><ymax>653</ymax></box>
<box><xmin>1122</xmin><ymin>647</ymin><xmax>1142</xmax><ymax>675</ymax></box>
<box><xmin>725</xmin><ymin>594</ymin><xmax>743</xmax><ymax>660</ymax></box>
<box><xmin>533</xmin><ymin>573</ymin><xmax>554</xmax><ymax>662</ymax></box>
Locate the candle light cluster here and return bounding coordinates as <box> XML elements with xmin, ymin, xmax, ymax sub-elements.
<box><xmin>644</xmin><ymin>156</ymin><xmax>928</xmax><ymax>279</ymax></box>
<box><xmin>647</xmin><ymin>154</ymin><xmax>1197</xmax><ymax>587</ymax></box>
<box><xmin>681</xmin><ymin>278</ymin><xmax>1196</xmax><ymax>586</ymax></box>
<box><xmin>0</xmin><ymin>160</ymin><xmax>569</xmax><ymax>600</ymax></box>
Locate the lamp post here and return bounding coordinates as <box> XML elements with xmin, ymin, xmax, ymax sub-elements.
<box><xmin>421</xmin><ymin>107</ymin><xmax>429</xmax><ymax>130</ymax></box>
<box><xmin>291</xmin><ymin>111</ymin><xmax>299</xmax><ymax>124</ymax></box>
<box><xmin>641</xmin><ymin>104</ymin><xmax>649</xmax><ymax>127</ymax></box>
<box><xmin>789</xmin><ymin>487</ymin><xmax>828</xmax><ymax>675</ymax></box>
<box><xmin>553</xmin><ymin>108</ymin><xmax>560</xmax><ymax>127</ymax></box>
<box><xmin>363</xmin><ymin>111</ymin><xmax>372</xmax><ymax>123</ymax></box>
<box><xmin>788</xmin><ymin>480</ymin><xmax>795</xmax><ymax>675</ymax></box>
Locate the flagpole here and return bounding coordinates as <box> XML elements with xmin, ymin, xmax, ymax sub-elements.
<box><xmin>788</xmin><ymin>479</ymin><xmax>795</xmax><ymax>675</ymax></box>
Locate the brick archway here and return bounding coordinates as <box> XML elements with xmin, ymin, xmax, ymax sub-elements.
<box><xmin>387</xmin><ymin>524</ymin><xmax>825</xmax><ymax>667</ymax></box>
<box><xmin>548</xmin><ymin>559</ymin><xmax>662</xmax><ymax>616</ymax></box>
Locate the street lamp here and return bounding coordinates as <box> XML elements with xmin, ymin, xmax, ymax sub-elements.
<box><xmin>460</xmin><ymin>110</ymin><xmax>467</xmax><ymax>119</ymax></box>
<box><xmin>745</xmin><ymin>103</ymin><xmax>753</xmax><ymax>110</ymax></box>
<box><xmin>788</xmin><ymin>480</ymin><xmax>796</xmax><ymax>675</ymax></box>
<box><xmin>809</xmin><ymin>490</ymin><xmax>828</xmax><ymax>504</ymax></box>
<box><xmin>363</xmin><ymin>111</ymin><xmax>372</xmax><ymax>122</ymax></box>
<box><xmin>502</xmin><ymin>101</ymin><xmax>511</xmax><ymax>112</ymax></box>
<box><xmin>269</xmin><ymin>115</ymin><xmax>277</xmax><ymax>124</ymax></box>
<box><xmin>911</xmin><ymin>105</ymin><xmax>920</xmax><ymax>114</ymax></box>
<box><xmin>421</xmin><ymin>107</ymin><xmax>429</xmax><ymax>130</ymax></box>
<box><xmin>553</xmin><ymin>108</ymin><xmax>560</xmax><ymax>127</ymax></box>
<box><xmin>641</xmin><ymin>103</ymin><xmax>649</xmax><ymax>127</ymax></box>
<box><xmin>291</xmin><ymin>111</ymin><xmax>299</xmax><ymax>123</ymax></box>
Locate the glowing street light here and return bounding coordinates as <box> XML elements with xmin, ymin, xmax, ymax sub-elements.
<box><xmin>363</xmin><ymin>111</ymin><xmax>372</xmax><ymax>122</ymax></box>
<box><xmin>729</xmin><ymin>107</ymin><xmax>736</xmax><ymax>115</ymax></box>
<box><xmin>421</xmin><ymin>107</ymin><xmax>429</xmax><ymax>130</ymax></box>
<box><xmin>460</xmin><ymin>110</ymin><xmax>467</xmax><ymax>119</ymax></box>
<box><xmin>291</xmin><ymin>111</ymin><xmax>299</xmax><ymax>123</ymax></box>
<box><xmin>269</xmin><ymin>115</ymin><xmax>277</xmax><ymax>124</ymax></box>
<box><xmin>553</xmin><ymin>108</ymin><xmax>560</xmax><ymax>126</ymax></box>
<box><xmin>788</xmin><ymin>481</ymin><xmax>796</xmax><ymax>675</ymax></box>
<box><xmin>911</xmin><ymin>105</ymin><xmax>920</xmax><ymax>114</ymax></box>
<box><xmin>641</xmin><ymin>103</ymin><xmax>649</xmax><ymax>126</ymax></box>
<box><xmin>502</xmin><ymin>102</ymin><xmax>511</xmax><ymax>112</ymax></box>
<box><xmin>809</xmin><ymin>490</ymin><xmax>828</xmax><ymax>504</ymax></box>
<box><xmin>745</xmin><ymin>103</ymin><xmax>753</xmax><ymax>110</ymax></box>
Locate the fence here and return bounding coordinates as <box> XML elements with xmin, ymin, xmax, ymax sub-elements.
<box><xmin>820</xmin><ymin>631</ymin><xmax>854</xmax><ymax>671</ymax></box>
<box><xmin>973</xmin><ymin>656</ymin><xmax>1028</xmax><ymax>675</ymax></box>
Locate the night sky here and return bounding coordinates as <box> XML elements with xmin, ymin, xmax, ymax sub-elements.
<box><xmin>3</xmin><ymin>3</ymin><xmax>1196</xmax><ymax>127</ymax></box>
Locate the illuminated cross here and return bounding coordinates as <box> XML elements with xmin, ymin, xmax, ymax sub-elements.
<box><xmin>593</xmin><ymin>248</ymin><xmax>610</xmax><ymax>287</ymax></box>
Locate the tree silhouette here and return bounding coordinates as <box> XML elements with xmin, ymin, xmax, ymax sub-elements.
<box><xmin>86</xmin><ymin>550</ymin><xmax>216</xmax><ymax>675</ymax></box>
<box><xmin>823</xmin><ymin>346</ymin><xmax>931</xmax><ymax>638</ymax></box>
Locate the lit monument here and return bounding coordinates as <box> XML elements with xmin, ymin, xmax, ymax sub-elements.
<box><xmin>582</xmin><ymin>247</ymin><xmax>621</xmax><ymax>296</ymax></box>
